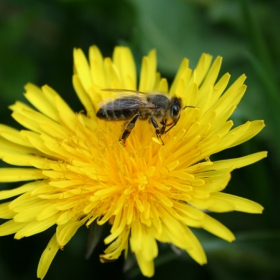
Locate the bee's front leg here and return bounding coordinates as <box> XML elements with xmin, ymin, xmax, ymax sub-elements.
<box><xmin>150</xmin><ymin>117</ymin><xmax>164</xmax><ymax>145</ymax></box>
<box><xmin>119</xmin><ymin>113</ymin><xmax>140</xmax><ymax>145</ymax></box>
<box><xmin>160</xmin><ymin>119</ymin><xmax>167</xmax><ymax>135</ymax></box>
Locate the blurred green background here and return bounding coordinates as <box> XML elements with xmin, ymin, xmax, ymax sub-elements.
<box><xmin>0</xmin><ymin>0</ymin><xmax>279</xmax><ymax>279</ymax></box>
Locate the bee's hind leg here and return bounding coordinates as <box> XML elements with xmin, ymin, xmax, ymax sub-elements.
<box><xmin>119</xmin><ymin>113</ymin><xmax>140</xmax><ymax>145</ymax></box>
<box><xmin>150</xmin><ymin>117</ymin><xmax>164</xmax><ymax>145</ymax></box>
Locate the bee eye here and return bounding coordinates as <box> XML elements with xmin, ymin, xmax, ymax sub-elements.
<box><xmin>171</xmin><ymin>104</ymin><xmax>180</xmax><ymax>117</ymax></box>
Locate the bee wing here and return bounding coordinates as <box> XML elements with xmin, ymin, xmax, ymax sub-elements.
<box><xmin>101</xmin><ymin>88</ymin><xmax>146</xmax><ymax>95</ymax></box>
<box><xmin>101</xmin><ymin>88</ymin><xmax>147</xmax><ymax>99</ymax></box>
<box><xmin>99</xmin><ymin>89</ymin><xmax>156</xmax><ymax>110</ymax></box>
<box><xmin>99</xmin><ymin>96</ymin><xmax>156</xmax><ymax>110</ymax></box>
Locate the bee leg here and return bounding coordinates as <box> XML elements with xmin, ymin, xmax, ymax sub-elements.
<box><xmin>119</xmin><ymin>113</ymin><xmax>140</xmax><ymax>145</ymax></box>
<box><xmin>150</xmin><ymin>117</ymin><xmax>164</xmax><ymax>145</ymax></box>
<box><xmin>160</xmin><ymin>119</ymin><xmax>167</xmax><ymax>135</ymax></box>
<box><xmin>164</xmin><ymin>117</ymin><xmax>179</xmax><ymax>133</ymax></box>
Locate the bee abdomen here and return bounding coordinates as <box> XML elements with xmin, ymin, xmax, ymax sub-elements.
<box><xmin>96</xmin><ymin>108</ymin><xmax>135</xmax><ymax>121</ymax></box>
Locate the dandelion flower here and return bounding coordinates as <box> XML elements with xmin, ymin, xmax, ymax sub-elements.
<box><xmin>0</xmin><ymin>45</ymin><xmax>266</xmax><ymax>279</ymax></box>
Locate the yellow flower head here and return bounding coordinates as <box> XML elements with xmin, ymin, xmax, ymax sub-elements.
<box><xmin>0</xmin><ymin>46</ymin><xmax>267</xmax><ymax>279</ymax></box>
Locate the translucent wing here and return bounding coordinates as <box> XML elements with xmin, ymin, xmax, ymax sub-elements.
<box><xmin>99</xmin><ymin>97</ymin><xmax>156</xmax><ymax>110</ymax></box>
<box><xmin>101</xmin><ymin>88</ymin><xmax>147</xmax><ymax>97</ymax></box>
<box><xmin>99</xmin><ymin>89</ymin><xmax>156</xmax><ymax>110</ymax></box>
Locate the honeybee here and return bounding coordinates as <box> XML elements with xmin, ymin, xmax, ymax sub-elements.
<box><xmin>96</xmin><ymin>89</ymin><xmax>194</xmax><ymax>145</ymax></box>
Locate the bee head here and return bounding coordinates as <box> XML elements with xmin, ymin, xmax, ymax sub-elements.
<box><xmin>169</xmin><ymin>97</ymin><xmax>183</xmax><ymax>124</ymax></box>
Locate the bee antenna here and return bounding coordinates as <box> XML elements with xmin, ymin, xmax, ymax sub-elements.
<box><xmin>183</xmin><ymin>105</ymin><xmax>195</xmax><ymax>110</ymax></box>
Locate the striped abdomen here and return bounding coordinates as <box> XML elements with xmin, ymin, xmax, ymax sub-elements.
<box><xmin>96</xmin><ymin>98</ymin><xmax>141</xmax><ymax>121</ymax></box>
<box><xmin>96</xmin><ymin>107</ymin><xmax>138</xmax><ymax>121</ymax></box>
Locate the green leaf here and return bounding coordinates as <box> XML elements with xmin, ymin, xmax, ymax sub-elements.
<box><xmin>129</xmin><ymin>0</ymin><xmax>245</xmax><ymax>74</ymax></box>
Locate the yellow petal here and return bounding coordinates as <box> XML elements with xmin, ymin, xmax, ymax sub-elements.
<box><xmin>199</xmin><ymin>56</ymin><xmax>222</xmax><ymax>96</ymax></box>
<box><xmin>210</xmin><ymin>192</ymin><xmax>264</xmax><ymax>213</ymax></box>
<box><xmin>113</xmin><ymin>46</ymin><xmax>136</xmax><ymax>89</ymax></box>
<box><xmin>2</xmin><ymin>154</ymin><xmax>51</xmax><ymax>168</ymax></box>
<box><xmin>170</xmin><ymin>58</ymin><xmax>190</xmax><ymax>95</ymax></box>
<box><xmin>0</xmin><ymin>202</ymin><xmax>15</xmax><ymax>219</ymax></box>
<box><xmin>21</xmin><ymin>131</ymin><xmax>54</xmax><ymax>156</ymax></box>
<box><xmin>135</xmin><ymin>253</ymin><xmax>154</xmax><ymax>277</ymax></box>
<box><xmin>54</xmin><ymin>94</ymin><xmax>77</xmax><ymax>130</ymax></box>
<box><xmin>73</xmin><ymin>48</ymin><xmax>93</xmax><ymax>93</ymax></box>
<box><xmin>0</xmin><ymin>124</ymin><xmax>33</xmax><ymax>147</ymax></box>
<box><xmin>73</xmin><ymin>74</ymin><xmax>95</xmax><ymax>115</ymax></box>
<box><xmin>102</xmin><ymin>57</ymin><xmax>121</xmax><ymax>89</ymax></box>
<box><xmin>14</xmin><ymin>214</ymin><xmax>58</xmax><ymax>239</ymax></box>
<box><xmin>37</xmin><ymin>234</ymin><xmax>59</xmax><ymax>280</ymax></box>
<box><xmin>197</xmin><ymin>56</ymin><xmax>222</xmax><ymax>112</ymax></box>
<box><xmin>0</xmin><ymin>136</ymin><xmax>36</xmax><ymax>156</ymax></box>
<box><xmin>193</xmin><ymin>53</ymin><xmax>213</xmax><ymax>86</ymax></box>
<box><xmin>139</xmin><ymin>49</ymin><xmax>157</xmax><ymax>92</ymax></box>
<box><xmin>89</xmin><ymin>45</ymin><xmax>106</xmax><ymax>87</ymax></box>
<box><xmin>213</xmin><ymin>74</ymin><xmax>247</xmax><ymax>114</ymax></box>
<box><xmin>210</xmin><ymin>73</ymin><xmax>231</xmax><ymax>106</ymax></box>
<box><xmin>184</xmin><ymin>227</ymin><xmax>207</xmax><ymax>265</ymax></box>
<box><xmin>0</xmin><ymin>168</ymin><xmax>45</xmax><ymax>182</ymax></box>
<box><xmin>0</xmin><ymin>220</ymin><xmax>27</xmax><ymax>236</ymax></box>
<box><xmin>24</xmin><ymin>83</ymin><xmax>58</xmax><ymax>121</ymax></box>
<box><xmin>56</xmin><ymin>217</ymin><xmax>86</xmax><ymax>247</ymax></box>
<box><xmin>229</xmin><ymin>120</ymin><xmax>265</xmax><ymax>148</ymax></box>
<box><xmin>202</xmin><ymin>151</ymin><xmax>268</xmax><ymax>171</ymax></box>
<box><xmin>202</xmin><ymin>214</ymin><xmax>235</xmax><ymax>242</ymax></box>
<box><xmin>13</xmin><ymin>203</ymin><xmax>49</xmax><ymax>222</ymax></box>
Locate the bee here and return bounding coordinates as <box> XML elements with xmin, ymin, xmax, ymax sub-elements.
<box><xmin>96</xmin><ymin>89</ymin><xmax>194</xmax><ymax>145</ymax></box>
